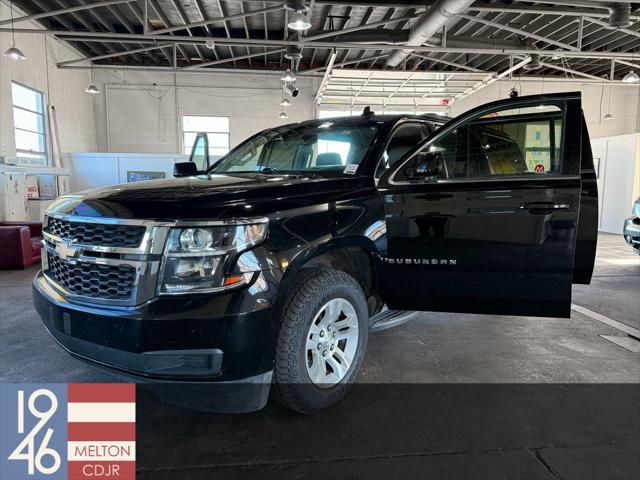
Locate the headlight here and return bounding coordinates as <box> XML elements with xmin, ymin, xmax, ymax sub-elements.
<box><xmin>159</xmin><ymin>221</ymin><xmax>267</xmax><ymax>294</ymax></box>
<box><xmin>633</xmin><ymin>202</ymin><xmax>640</xmax><ymax>217</ymax></box>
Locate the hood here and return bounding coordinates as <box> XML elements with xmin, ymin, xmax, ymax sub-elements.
<box><xmin>48</xmin><ymin>173</ymin><xmax>374</xmax><ymax>220</ymax></box>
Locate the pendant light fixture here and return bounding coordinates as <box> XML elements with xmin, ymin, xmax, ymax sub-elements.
<box><xmin>84</xmin><ymin>48</ymin><xmax>100</xmax><ymax>94</ymax></box>
<box><xmin>280</xmin><ymin>69</ymin><xmax>296</xmax><ymax>82</ymax></box>
<box><xmin>288</xmin><ymin>11</ymin><xmax>311</xmax><ymax>31</ymax></box>
<box><xmin>622</xmin><ymin>70</ymin><xmax>640</xmax><ymax>83</ymax></box>
<box><xmin>603</xmin><ymin>81</ymin><xmax>613</xmax><ymax>120</ymax></box>
<box><xmin>3</xmin><ymin>2</ymin><xmax>26</xmax><ymax>61</ymax></box>
<box><xmin>285</xmin><ymin>1</ymin><xmax>311</xmax><ymax>31</ymax></box>
<box><xmin>279</xmin><ymin>111</ymin><xmax>288</xmax><ymax>119</ymax></box>
<box><xmin>280</xmin><ymin>97</ymin><xmax>292</xmax><ymax>107</ymax></box>
<box><xmin>85</xmin><ymin>83</ymin><xmax>100</xmax><ymax>94</ymax></box>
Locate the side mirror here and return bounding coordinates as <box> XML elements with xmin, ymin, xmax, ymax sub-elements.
<box><xmin>173</xmin><ymin>162</ymin><xmax>199</xmax><ymax>177</ymax></box>
<box><xmin>404</xmin><ymin>152</ymin><xmax>442</xmax><ymax>181</ymax></box>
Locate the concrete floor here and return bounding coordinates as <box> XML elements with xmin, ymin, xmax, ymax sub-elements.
<box><xmin>1</xmin><ymin>233</ymin><xmax>639</xmax><ymax>478</ymax></box>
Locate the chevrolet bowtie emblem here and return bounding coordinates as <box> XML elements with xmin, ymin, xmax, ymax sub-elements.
<box><xmin>55</xmin><ymin>238</ymin><xmax>80</xmax><ymax>263</ymax></box>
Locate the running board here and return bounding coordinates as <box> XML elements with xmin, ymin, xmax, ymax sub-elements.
<box><xmin>369</xmin><ymin>309</ymin><xmax>417</xmax><ymax>333</ymax></box>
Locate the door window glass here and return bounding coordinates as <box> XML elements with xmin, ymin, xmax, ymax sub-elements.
<box><xmin>190</xmin><ymin>134</ymin><xmax>208</xmax><ymax>171</ymax></box>
<box><xmin>395</xmin><ymin>104</ymin><xmax>564</xmax><ymax>182</ymax></box>
<box><xmin>378</xmin><ymin>123</ymin><xmax>429</xmax><ymax>178</ymax></box>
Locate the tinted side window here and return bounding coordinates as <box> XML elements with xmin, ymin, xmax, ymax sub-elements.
<box><xmin>377</xmin><ymin>123</ymin><xmax>429</xmax><ymax>177</ymax></box>
<box><xmin>395</xmin><ymin>105</ymin><xmax>564</xmax><ymax>183</ymax></box>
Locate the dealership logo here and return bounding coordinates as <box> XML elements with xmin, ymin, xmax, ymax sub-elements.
<box><xmin>1</xmin><ymin>384</ymin><xmax>136</xmax><ymax>480</ymax></box>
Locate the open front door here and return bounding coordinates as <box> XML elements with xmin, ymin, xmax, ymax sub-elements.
<box><xmin>189</xmin><ymin>132</ymin><xmax>210</xmax><ymax>171</ymax></box>
<box><xmin>378</xmin><ymin>93</ymin><xmax>587</xmax><ymax>318</ymax></box>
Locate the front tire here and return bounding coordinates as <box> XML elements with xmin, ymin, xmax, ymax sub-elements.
<box><xmin>273</xmin><ymin>269</ymin><xmax>369</xmax><ymax>414</ymax></box>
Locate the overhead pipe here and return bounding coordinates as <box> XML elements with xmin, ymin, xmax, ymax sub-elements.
<box><xmin>333</xmin><ymin>30</ymin><xmax>532</xmax><ymax>51</ymax></box>
<box><xmin>385</xmin><ymin>0</ymin><xmax>474</xmax><ymax>68</ymax></box>
<box><xmin>533</xmin><ymin>1</ymin><xmax>632</xmax><ymax>28</ymax></box>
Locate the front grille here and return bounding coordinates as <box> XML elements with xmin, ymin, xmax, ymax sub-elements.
<box><xmin>47</xmin><ymin>253</ymin><xmax>136</xmax><ymax>300</ymax></box>
<box><xmin>46</xmin><ymin>217</ymin><xmax>146</xmax><ymax>248</ymax></box>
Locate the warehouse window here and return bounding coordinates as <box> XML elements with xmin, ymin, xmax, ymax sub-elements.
<box><xmin>182</xmin><ymin>116</ymin><xmax>230</xmax><ymax>159</ymax></box>
<box><xmin>12</xmin><ymin>82</ymin><xmax>48</xmax><ymax>163</ymax></box>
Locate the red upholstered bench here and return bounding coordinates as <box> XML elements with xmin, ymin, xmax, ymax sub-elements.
<box><xmin>0</xmin><ymin>221</ymin><xmax>43</xmax><ymax>269</ymax></box>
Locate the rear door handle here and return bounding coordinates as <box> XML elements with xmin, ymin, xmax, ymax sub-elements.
<box><xmin>520</xmin><ymin>202</ymin><xmax>570</xmax><ymax>211</ymax></box>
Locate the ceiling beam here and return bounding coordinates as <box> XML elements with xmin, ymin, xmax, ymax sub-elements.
<box><xmin>0</xmin><ymin>0</ymin><xmax>135</xmax><ymax>26</ymax></box>
<box><xmin>306</xmin><ymin>53</ymin><xmax>390</xmax><ymax>72</ymax></box>
<box><xmin>583</xmin><ymin>17</ymin><xmax>640</xmax><ymax>39</ymax></box>
<box><xmin>55</xmin><ymin>63</ymin><xmax>640</xmax><ymax>87</ymax></box>
<box><xmin>537</xmin><ymin>60</ymin><xmax>605</xmax><ymax>80</ymax></box>
<box><xmin>315</xmin><ymin>49</ymin><xmax>338</xmax><ymax>104</ymax></box>
<box><xmin>408</xmin><ymin>53</ymin><xmax>484</xmax><ymax>72</ymax></box>
<box><xmin>182</xmin><ymin>48</ymin><xmax>286</xmax><ymax>70</ymax></box>
<box><xmin>151</xmin><ymin>5</ymin><xmax>283</xmax><ymax>35</ymax></box>
<box><xmin>214</xmin><ymin>0</ymin><xmax>639</xmax><ymax>20</ymax></box>
<box><xmin>457</xmin><ymin>14</ymin><xmax>580</xmax><ymax>51</ymax></box>
<box><xmin>165</xmin><ymin>0</ymin><xmax>206</xmax><ymax>61</ymax></box>
<box><xmin>305</xmin><ymin>10</ymin><xmax>424</xmax><ymax>42</ymax></box>
<box><xmin>57</xmin><ymin>43</ymin><xmax>174</xmax><ymax>66</ymax></box>
<box><xmin>4</xmin><ymin>27</ymin><xmax>639</xmax><ymax>62</ymax></box>
<box><xmin>146</xmin><ymin>0</ymin><xmax>194</xmax><ymax>64</ymax></box>
<box><xmin>452</xmin><ymin>57</ymin><xmax>532</xmax><ymax>104</ymax></box>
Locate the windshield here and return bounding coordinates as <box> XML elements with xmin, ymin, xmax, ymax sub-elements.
<box><xmin>209</xmin><ymin>120</ymin><xmax>381</xmax><ymax>175</ymax></box>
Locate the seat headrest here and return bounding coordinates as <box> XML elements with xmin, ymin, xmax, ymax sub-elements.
<box><xmin>316</xmin><ymin>152</ymin><xmax>343</xmax><ymax>166</ymax></box>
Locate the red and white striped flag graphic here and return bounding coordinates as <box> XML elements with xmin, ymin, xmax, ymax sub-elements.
<box><xmin>67</xmin><ymin>384</ymin><xmax>136</xmax><ymax>480</ymax></box>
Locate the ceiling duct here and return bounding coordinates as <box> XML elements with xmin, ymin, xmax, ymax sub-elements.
<box><xmin>522</xmin><ymin>53</ymin><xmax>542</xmax><ymax>70</ymax></box>
<box><xmin>385</xmin><ymin>0</ymin><xmax>474</xmax><ymax>68</ymax></box>
<box><xmin>285</xmin><ymin>0</ymin><xmax>307</xmax><ymax>13</ymax></box>
<box><xmin>285</xmin><ymin>45</ymin><xmax>303</xmax><ymax>60</ymax></box>
<box><xmin>333</xmin><ymin>30</ymin><xmax>532</xmax><ymax>51</ymax></box>
<box><xmin>541</xmin><ymin>1</ymin><xmax>632</xmax><ymax>28</ymax></box>
<box><xmin>608</xmin><ymin>2</ymin><xmax>632</xmax><ymax>28</ymax></box>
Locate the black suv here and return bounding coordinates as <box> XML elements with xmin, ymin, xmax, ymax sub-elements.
<box><xmin>33</xmin><ymin>93</ymin><xmax>598</xmax><ymax>413</ymax></box>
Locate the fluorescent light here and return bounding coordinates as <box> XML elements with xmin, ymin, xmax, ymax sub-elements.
<box><xmin>287</xmin><ymin>11</ymin><xmax>311</xmax><ymax>31</ymax></box>
<box><xmin>3</xmin><ymin>46</ymin><xmax>25</xmax><ymax>61</ymax></box>
<box><xmin>85</xmin><ymin>83</ymin><xmax>100</xmax><ymax>94</ymax></box>
<box><xmin>280</xmin><ymin>69</ymin><xmax>296</xmax><ymax>82</ymax></box>
<box><xmin>622</xmin><ymin>70</ymin><xmax>640</xmax><ymax>83</ymax></box>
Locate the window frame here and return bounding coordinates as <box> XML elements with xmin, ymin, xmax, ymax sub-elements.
<box><xmin>11</xmin><ymin>81</ymin><xmax>49</xmax><ymax>163</ymax></box>
<box><xmin>387</xmin><ymin>100</ymin><xmax>569</xmax><ymax>186</ymax></box>
<box><xmin>374</xmin><ymin>119</ymin><xmax>438</xmax><ymax>180</ymax></box>
<box><xmin>181</xmin><ymin>114</ymin><xmax>230</xmax><ymax>157</ymax></box>
<box><xmin>467</xmin><ymin>111</ymin><xmax>564</xmax><ymax>176</ymax></box>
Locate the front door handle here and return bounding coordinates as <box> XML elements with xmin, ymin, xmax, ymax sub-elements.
<box><xmin>519</xmin><ymin>202</ymin><xmax>570</xmax><ymax>211</ymax></box>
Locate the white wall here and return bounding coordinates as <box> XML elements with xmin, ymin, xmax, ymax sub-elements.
<box><xmin>449</xmin><ymin>79</ymin><xmax>640</xmax><ymax>139</ymax></box>
<box><xmin>591</xmin><ymin>133</ymin><xmax>640</xmax><ymax>233</ymax></box>
<box><xmin>0</xmin><ymin>1</ymin><xmax>96</xmax><ymax>159</ymax></box>
<box><xmin>91</xmin><ymin>69</ymin><xmax>638</xmax><ymax>155</ymax></box>
<box><xmin>91</xmin><ymin>69</ymin><xmax>317</xmax><ymax>154</ymax></box>
<box><xmin>64</xmin><ymin>152</ymin><xmax>188</xmax><ymax>192</ymax></box>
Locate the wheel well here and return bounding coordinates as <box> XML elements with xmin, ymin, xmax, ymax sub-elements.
<box><xmin>299</xmin><ymin>247</ymin><xmax>380</xmax><ymax>313</ymax></box>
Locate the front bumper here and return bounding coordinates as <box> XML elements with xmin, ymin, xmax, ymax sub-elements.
<box><xmin>623</xmin><ymin>216</ymin><xmax>640</xmax><ymax>254</ymax></box>
<box><xmin>33</xmin><ymin>268</ymin><xmax>282</xmax><ymax>412</ymax></box>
